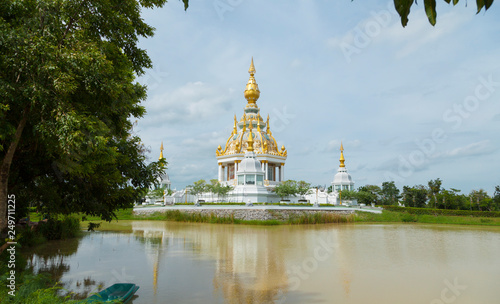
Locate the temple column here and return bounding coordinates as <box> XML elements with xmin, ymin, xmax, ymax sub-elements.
<box><xmin>278</xmin><ymin>166</ymin><xmax>281</xmax><ymax>182</ymax></box>
<box><xmin>218</xmin><ymin>163</ymin><xmax>223</xmax><ymax>182</ymax></box>
<box><xmin>281</xmin><ymin>163</ymin><xmax>285</xmax><ymax>181</ymax></box>
<box><xmin>265</xmin><ymin>162</ymin><xmax>269</xmax><ymax>180</ymax></box>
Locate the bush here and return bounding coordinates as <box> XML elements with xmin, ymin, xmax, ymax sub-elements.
<box><xmin>37</xmin><ymin>216</ymin><xmax>80</xmax><ymax>240</ymax></box>
<box><xmin>382</xmin><ymin>205</ymin><xmax>500</xmax><ymax>217</ymax></box>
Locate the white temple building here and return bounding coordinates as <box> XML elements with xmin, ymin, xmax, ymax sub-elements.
<box><xmin>231</xmin><ymin>123</ymin><xmax>269</xmax><ymax>203</ymax></box>
<box><xmin>159</xmin><ymin>59</ymin><xmax>358</xmax><ymax>205</ymax></box>
<box><xmin>216</xmin><ymin>59</ymin><xmax>287</xmax><ymax>188</ymax></box>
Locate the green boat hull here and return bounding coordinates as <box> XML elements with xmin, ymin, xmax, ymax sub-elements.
<box><xmin>83</xmin><ymin>283</ymin><xmax>139</xmax><ymax>303</ymax></box>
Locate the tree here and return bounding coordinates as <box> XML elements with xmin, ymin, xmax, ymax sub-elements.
<box><xmin>338</xmin><ymin>189</ymin><xmax>358</xmax><ymax>200</ymax></box>
<box><xmin>273</xmin><ymin>180</ymin><xmax>298</xmax><ymax>201</ymax></box>
<box><xmin>0</xmin><ymin>0</ymin><xmax>176</xmax><ymax>230</ymax></box>
<box><xmin>381</xmin><ymin>181</ymin><xmax>400</xmax><ymax>205</ymax></box>
<box><xmin>208</xmin><ymin>179</ymin><xmax>233</xmax><ymax>202</ymax></box>
<box><xmin>393</xmin><ymin>0</ymin><xmax>495</xmax><ymax>27</ymax></box>
<box><xmin>469</xmin><ymin>189</ymin><xmax>490</xmax><ymax>211</ymax></box>
<box><xmin>357</xmin><ymin>185</ymin><xmax>382</xmax><ymax>205</ymax></box>
<box><xmin>493</xmin><ymin>186</ymin><xmax>500</xmax><ymax>211</ymax></box>
<box><xmin>427</xmin><ymin>178</ymin><xmax>442</xmax><ymax>208</ymax></box>
<box><xmin>402</xmin><ymin>185</ymin><xmax>427</xmax><ymax>208</ymax></box>
<box><xmin>188</xmin><ymin>179</ymin><xmax>207</xmax><ymax>202</ymax></box>
<box><xmin>297</xmin><ymin>181</ymin><xmax>312</xmax><ymax>199</ymax></box>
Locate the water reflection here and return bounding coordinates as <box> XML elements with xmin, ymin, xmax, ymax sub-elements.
<box><xmin>25</xmin><ymin>222</ymin><xmax>500</xmax><ymax>304</ymax></box>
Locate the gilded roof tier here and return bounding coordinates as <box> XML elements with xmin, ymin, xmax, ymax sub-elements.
<box><xmin>216</xmin><ymin>59</ymin><xmax>287</xmax><ymax>158</ymax></box>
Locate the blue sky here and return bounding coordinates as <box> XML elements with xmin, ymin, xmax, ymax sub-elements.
<box><xmin>135</xmin><ymin>0</ymin><xmax>500</xmax><ymax>195</ymax></box>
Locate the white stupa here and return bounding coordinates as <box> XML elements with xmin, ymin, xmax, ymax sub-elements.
<box><xmin>330</xmin><ymin>142</ymin><xmax>356</xmax><ymax>205</ymax></box>
<box><xmin>232</xmin><ymin>122</ymin><xmax>269</xmax><ymax>203</ymax></box>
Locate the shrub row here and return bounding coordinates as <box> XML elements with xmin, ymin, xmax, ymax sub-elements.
<box><xmin>382</xmin><ymin>205</ymin><xmax>500</xmax><ymax>218</ymax></box>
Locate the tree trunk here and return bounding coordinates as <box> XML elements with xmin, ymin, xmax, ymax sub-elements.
<box><xmin>0</xmin><ymin>108</ymin><xmax>29</xmax><ymax>231</ymax></box>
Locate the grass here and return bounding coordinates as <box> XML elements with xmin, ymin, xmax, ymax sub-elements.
<box><xmin>28</xmin><ymin>206</ymin><xmax>500</xmax><ymax>229</ymax></box>
<box><xmin>355</xmin><ymin>210</ymin><xmax>500</xmax><ymax>226</ymax></box>
<box><xmin>74</xmin><ymin>208</ymin><xmax>355</xmax><ymax>227</ymax></box>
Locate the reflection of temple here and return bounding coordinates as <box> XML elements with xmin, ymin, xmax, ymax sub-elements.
<box><xmin>216</xmin><ymin>59</ymin><xmax>287</xmax><ymax>187</ymax></box>
<box><xmin>132</xmin><ymin>222</ymin><xmax>288</xmax><ymax>303</ymax></box>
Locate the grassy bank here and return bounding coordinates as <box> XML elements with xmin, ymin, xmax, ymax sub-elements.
<box><xmin>78</xmin><ymin>209</ymin><xmax>355</xmax><ymax>227</ymax></box>
<box><xmin>29</xmin><ymin>207</ymin><xmax>500</xmax><ymax>228</ymax></box>
<box><xmin>355</xmin><ymin>210</ymin><xmax>500</xmax><ymax>226</ymax></box>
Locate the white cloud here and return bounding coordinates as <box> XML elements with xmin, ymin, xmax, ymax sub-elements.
<box><xmin>141</xmin><ymin>81</ymin><xmax>235</xmax><ymax>127</ymax></box>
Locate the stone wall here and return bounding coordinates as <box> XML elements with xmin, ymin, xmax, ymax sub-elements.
<box><xmin>134</xmin><ymin>208</ymin><xmax>354</xmax><ymax>221</ymax></box>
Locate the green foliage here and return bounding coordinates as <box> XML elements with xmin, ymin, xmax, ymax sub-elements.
<box><xmin>339</xmin><ymin>189</ymin><xmax>358</xmax><ymax>200</ymax></box>
<box><xmin>0</xmin><ymin>271</ymin><xmax>79</xmax><ymax>304</ymax></box>
<box><xmin>206</xmin><ymin>179</ymin><xmax>233</xmax><ymax>202</ymax></box>
<box><xmin>297</xmin><ymin>181</ymin><xmax>312</xmax><ymax>197</ymax></box>
<box><xmin>188</xmin><ymin>179</ymin><xmax>207</xmax><ymax>199</ymax></box>
<box><xmin>37</xmin><ymin>216</ymin><xmax>80</xmax><ymax>240</ymax></box>
<box><xmin>287</xmin><ymin>212</ymin><xmax>354</xmax><ymax>224</ymax></box>
<box><xmin>357</xmin><ymin>185</ymin><xmax>381</xmax><ymax>205</ymax></box>
<box><xmin>382</xmin><ymin>205</ymin><xmax>500</xmax><ymax>217</ymax></box>
<box><xmin>380</xmin><ymin>181</ymin><xmax>400</xmax><ymax>205</ymax></box>
<box><xmin>0</xmin><ymin>0</ymin><xmax>171</xmax><ymax>230</ymax></box>
<box><xmin>401</xmin><ymin>213</ymin><xmax>417</xmax><ymax>222</ymax></box>
<box><xmin>392</xmin><ymin>0</ymin><xmax>495</xmax><ymax>27</ymax></box>
<box><xmin>402</xmin><ymin>185</ymin><xmax>427</xmax><ymax>208</ymax></box>
<box><xmin>273</xmin><ymin>180</ymin><xmax>309</xmax><ymax>200</ymax></box>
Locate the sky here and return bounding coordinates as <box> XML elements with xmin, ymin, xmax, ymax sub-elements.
<box><xmin>134</xmin><ymin>0</ymin><xmax>500</xmax><ymax>195</ymax></box>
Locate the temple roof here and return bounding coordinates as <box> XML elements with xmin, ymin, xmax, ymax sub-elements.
<box><xmin>216</xmin><ymin>59</ymin><xmax>287</xmax><ymax>158</ymax></box>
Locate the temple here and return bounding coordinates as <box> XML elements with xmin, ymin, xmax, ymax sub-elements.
<box><xmin>156</xmin><ymin>59</ymin><xmax>359</xmax><ymax>205</ymax></box>
<box><xmin>216</xmin><ymin>59</ymin><xmax>287</xmax><ymax>188</ymax></box>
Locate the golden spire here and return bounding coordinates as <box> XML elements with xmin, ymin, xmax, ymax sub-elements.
<box><xmin>159</xmin><ymin>141</ymin><xmax>164</xmax><ymax>160</ymax></box>
<box><xmin>244</xmin><ymin>58</ymin><xmax>260</xmax><ymax>105</ymax></box>
<box><xmin>339</xmin><ymin>142</ymin><xmax>345</xmax><ymax>168</ymax></box>
<box><xmin>233</xmin><ymin>115</ymin><xmax>238</xmax><ymax>134</ymax></box>
<box><xmin>247</xmin><ymin>120</ymin><xmax>254</xmax><ymax>152</ymax></box>
<box><xmin>266</xmin><ymin>114</ymin><xmax>271</xmax><ymax>135</ymax></box>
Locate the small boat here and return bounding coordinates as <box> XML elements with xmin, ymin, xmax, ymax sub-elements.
<box><xmin>83</xmin><ymin>283</ymin><xmax>139</xmax><ymax>303</ymax></box>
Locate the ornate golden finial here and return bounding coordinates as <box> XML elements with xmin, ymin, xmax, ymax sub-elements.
<box><xmin>249</xmin><ymin>57</ymin><xmax>256</xmax><ymax>75</ymax></box>
<box><xmin>247</xmin><ymin>120</ymin><xmax>254</xmax><ymax>152</ymax></box>
<box><xmin>266</xmin><ymin>114</ymin><xmax>271</xmax><ymax>135</ymax></box>
<box><xmin>233</xmin><ymin>115</ymin><xmax>238</xmax><ymax>134</ymax></box>
<box><xmin>159</xmin><ymin>141</ymin><xmax>164</xmax><ymax>160</ymax></box>
<box><xmin>244</xmin><ymin>58</ymin><xmax>260</xmax><ymax>105</ymax></box>
<box><xmin>339</xmin><ymin>142</ymin><xmax>345</xmax><ymax>168</ymax></box>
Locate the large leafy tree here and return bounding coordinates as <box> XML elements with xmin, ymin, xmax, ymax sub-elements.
<box><xmin>357</xmin><ymin>185</ymin><xmax>382</xmax><ymax>205</ymax></box>
<box><xmin>393</xmin><ymin>0</ymin><xmax>495</xmax><ymax>27</ymax></box>
<box><xmin>402</xmin><ymin>185</ymin><xmax>427</xmax><ymax>207</ymax></box>
<box><xmin>427</xmin><ymin>178</ymin><xmax>442</xmax><ymax>208</ymax></box>
<box><xmin>380</xmin><ymin>181</ymin><xmax>400</xmax><ymax>205</ymax></box>
<box><xmin>0</xmin><ymin>0</ymin><xmax>180</xmax><ymax>230</ymax></box>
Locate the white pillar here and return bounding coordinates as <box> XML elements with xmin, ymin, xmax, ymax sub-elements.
<box><xmin>281</xmin><ymin>163</ymin><xmax>285</xmax><ymax>181</ymax></box>
<box><xmin>265</xmin><ymin>162</ymin><xmax>269</xmax><ymax>180</ymax></box>
<box><xmin>218</xmin><ymin>164</ymin><xmax>222</xmax><ymax>182</ymax></box>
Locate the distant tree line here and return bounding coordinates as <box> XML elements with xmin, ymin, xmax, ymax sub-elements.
<box><xmin>339</xmin><ymin>179</ymin><xmax>500</xmax><ymax>211</ymax></box>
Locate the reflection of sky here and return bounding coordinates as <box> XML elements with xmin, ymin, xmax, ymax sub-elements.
<box><xmin>26</xmin><ymin>221</ymin><xmax>500</xmax><ymax>303</ymax></box>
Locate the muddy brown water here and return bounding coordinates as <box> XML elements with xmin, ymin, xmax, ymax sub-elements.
<box><xmin>24</xmin><ymin>221</ymin><xmax>500</xmax><ymax>303</ymax></box>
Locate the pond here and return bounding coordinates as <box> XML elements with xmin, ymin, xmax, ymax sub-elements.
<box><xmin>25</xmin><ymin>221</ymin><xmax>500</xmax><ymax>303</ymax></box>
